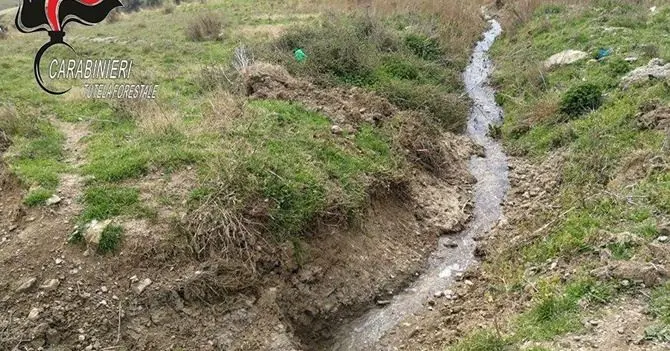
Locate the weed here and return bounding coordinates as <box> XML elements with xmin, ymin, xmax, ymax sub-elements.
<box><xmin>98</xmin><ymin>224</ymin><xmax>124</xmax><ymax>254</ymax></box>
<box><xmin>650</xmin><ymin>283</ymin><xmax>670</xmax><ymax>325</ymax></box>
<box><xmin>23</xmin><ymin>187</ymin><xmax>53</xmax><ymax>207</ymax></box>
<box><xmin>559</xmin><ymin>83</ymin><xmax>603</xmax><ymax>118</ymax></box>
<box><xmin>186</xmin><ymin>13</ymin><xmax>226</xmax><ymax>42</ymax></box>
<box><xmin>404</xmin><ymin>33</ymin><xmax>443</xmax><ymax>61</ymax></box>
<box><xmin>448</xmin><ymin>330</ymin><xmax>512</xmax><ymax>351</ymax></box>
<box><xmin>607</xmin><ymin>57</ymin><xmax>632</xmax><ymax>76</ymax></box>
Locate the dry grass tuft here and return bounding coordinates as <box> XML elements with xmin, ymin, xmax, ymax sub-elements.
<box><xmin>201</xmin><ymin>89</ymin><xmax>245</xmax><ymax>132</ymax></box>
<box><xmin>106</xmin><ymin>8</ymin><xmax>122</xmax><ymax>23</ymax></box>
<box><xmin>185</xmin><ymin>13</ymin><xmax>226</xmax><ymax>41</ymax></box>
<box><xmin>184</xmin><ymin>189</ymin><xmax>268</xmax><ymax>264</ymax></box>
<box><xmin>302</xmin><ymin>0</ymin><xmax>487</xmax><ymax>63</ymax></box>
<box><xmin>180</xmin><ymin>259</ymin><xmax>259</xmax><ymax>302</ymax></box>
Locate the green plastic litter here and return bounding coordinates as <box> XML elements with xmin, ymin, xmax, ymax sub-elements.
<box><xmin>294</xmin><ymin>48</ymin><xmax>307</xmax><ymax>62</ymax></box>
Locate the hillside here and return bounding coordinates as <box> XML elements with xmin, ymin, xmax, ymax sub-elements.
<box><xmin>1</xmin><ymin>0</ymin><xmax>668</xmax><ymax>350</ymax></box>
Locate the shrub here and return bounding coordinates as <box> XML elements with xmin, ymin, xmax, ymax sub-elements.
<box><xmin>404</xmin><ymin>33</ymin><xmax>443</xmax><ymax>61</ymax></box>
<box><xmin>607</xmin><ymin>57</ymin><xmax>632</xmax><ymax>76</ymax></box>
<box><xmin>186</xmin><ymin>13</ymin><xmax>225</xmax><ymax>42</ymax></box>
<box><xmin>163</xmin><ymin>2</ymin><xmax>175</xmax><ymax>14</ymax></box>
<box><xmin>376</xmin><ymin>80</ymin><xmax>469</xmax><ymax>132</ymax></box>
<box><xmin>559</xmin><ymin>83</ymin><xmax>602</xmax><ymax>117</ymax></box>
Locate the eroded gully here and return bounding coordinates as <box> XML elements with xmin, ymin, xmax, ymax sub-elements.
<box><xmin>330</xmin><ymin>20</ymin><xmax>509</xmax><ymax>350</ymax></box>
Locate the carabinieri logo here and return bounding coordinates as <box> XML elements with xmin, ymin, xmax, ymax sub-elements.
<box><xmin>15</xmin><ymin>0</ymin><xmax>122</xmax><ymax>94</ymax></box>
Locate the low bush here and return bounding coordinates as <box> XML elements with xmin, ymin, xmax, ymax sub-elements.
<box><xmin>404</xmin><ymin>33</ymin><xmax>443</xmax><ymax>61</ymax></box>
<box><xmin>559</xmin><ymin>83</ymin><xmax>602</xmax><ymax>117</ymax></box>
<box><xmin>376</xmin><ymin>80</ymin><xmax>469</xmax><ymax>132</ymax></box>
<box><xmin>186</xmin><ymin>13</ymin><xmax>225</xmax><ymax>42</ymax></box>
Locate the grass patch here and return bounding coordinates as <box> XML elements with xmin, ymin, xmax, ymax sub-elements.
<box><xmin>0</xmin><ymin>106</ymin><xmax>67</xmax><ymax>202</ymax></box>
<box><xmin>216</xmin><ymin>99</ymin><xmax>402</xmax><ymax>238</ymax></box>
<box><xmin>23</xmin><ymin>187</ymin><xmax>54</xmax><ymax>207</ymax></box>
<box><xmin>447</xmin><ymin>330</ymin><xmax>512</xmax><ymax>351</ymax></box>
<box><xmin>80</xmin><ymin>186</ymin><xmax>143</xmax><ymax>223</ymax></box>
<box><xmin>98</xmin><ymin>224</ymin><xmax>124</xmax><ymax>254</ymax></box>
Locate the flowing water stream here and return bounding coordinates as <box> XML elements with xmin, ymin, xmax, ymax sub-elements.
<box><xmin>330</xmin><ymin>19</ymin><xmax>509</xmax><ymax>350</ymax></box>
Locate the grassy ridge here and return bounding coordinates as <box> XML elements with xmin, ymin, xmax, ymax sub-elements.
<box><xmin>0</xmin><ymin>1</ymin><xmax>470</xmax><ymax>252</ymax></box>
<box><xmin>450</xmin><ymin>2</ymin><xmax>670</xmax><ymax>349</ymax></box>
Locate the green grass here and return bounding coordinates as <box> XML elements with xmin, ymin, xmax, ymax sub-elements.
<box><xmin>98</xmin><ymin>224</ymin><xmax>124</xmax><ymax>254</ymax></box>
<box><xmin>80</xmin><ymin>185</ymin><xmax>144</xmax><ymax>223</ymax></box>
<box><xmin>23</xmin><ymin>187</ymin><xmax>54</xmax><ymax>207</ymax></box>
<box><xmin>209</xmin><ymin>99</ymin><xmax>402</xmax><ymax>238</ymax></box>
<box><xmin>447</xmin><ymin>331</ymin><xmax>511</xmax><ymax>351</ymax></box>
<box><xmin>0</xmin><ymin>107</ymin><xmax>68</xmax><ymax>199</ymax></box>
<box><xmin>455</xmin><ymin>2</ymin><xmax>670</xmax><ymax>349</ymax></box>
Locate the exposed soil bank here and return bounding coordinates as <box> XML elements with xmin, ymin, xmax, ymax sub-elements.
<box><xmin>328</xmin><ymin>20</ymin><xmax>509</xmax><ymax>350</ymax></box>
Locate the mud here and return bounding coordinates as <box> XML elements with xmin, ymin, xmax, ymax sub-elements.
<box><xmin>329</xmin><ymin>20</ymin><xmax>509</xmax><ymax>350</ymax></box>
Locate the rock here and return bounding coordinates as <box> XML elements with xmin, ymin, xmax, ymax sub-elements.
<box><xmin>55</xmin><ymin>258</ymin><xmax>63</xmax><ymax>265</ymax></box>
<box><xmin>132</xmin><ymin>278</ymin><xmax>152</xmax><ymax>295</ymax></box>
<box><xmin>658</xmin><ymin>236</ymin><xmax>669</xmax><ymax>243</ymax></box>
<box><xmin>28</xmin><ymin>307</ymin><xmax>40</xmax><ymax>320</ymax></box>
<box><xmin>544</xmin><ymin>50</ymin><xmax>588</xmax><ymax>69</ymax></box>
<box><xmin>39</xmin><ymin>278</ymin><xmax>59</xmax><ymax>291</ymax></box>
<box><xmin>45</xmin><ymin>195</ymin><xmax>62</xmax><ymax>206</ymax></box>
<box><xmin>78</xmin><ymin>334</ymin><xmax>86</xmax><ymax>341</ymax></box>
<box><xmin>84</xmin><ymin>219</ymin><xmax>112</xmax><ymax>247</ymax></box>
<box><xmin>621</xmin><ymin>58</ymin><xmax>670</xmax><ymax>89</ymax></box>
<box><xmin>16</xmin><ymin>277</ymin><xmax>37</xmax><ymax>293</ymax></box>
<box><xmin>625</xmin><ymin>56</ymin><xmax>639</xmax><ymax>63</ymax></box>
<box><xmin>100</xmin><ymin>286</ymin><xmax>108</xmax><ymax>293</ymax></box>
<box><xmin>330</xmin><ymin>125</ymin><xmax>343</xmax><ymax>135</ymax></box>
<box><xmin>433</xmin><ymin>291</ymin><xmax>445</xmax><ymax>298</ymax></box>
<box><xmin>376</xmin><ymin>300</ymin><xmax>391</xmax><ymax>306</ymax></box>
<box><xmin>591</xmin><ymin>261</ymin><xmax>668</xmax><ymax>287</ymax></box>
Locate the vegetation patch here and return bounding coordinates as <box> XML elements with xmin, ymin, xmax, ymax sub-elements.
<box><xmin>98</xmin><ymin>224</ymin><xmax>124</xmax><ymax>254</ymax></box>
<box><xmin>265</xmin><ymin>14</ymin><xmax>469</xmax><ymax>132</ymax></box>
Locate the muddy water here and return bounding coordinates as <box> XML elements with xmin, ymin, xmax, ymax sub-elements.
<box><xmin>330</xmin><ymin>20</ymin><xmax>509</xmax><ymax>350</ymax></box>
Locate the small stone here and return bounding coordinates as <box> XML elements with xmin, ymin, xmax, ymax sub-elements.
<box><xmin>331</xmin><ymin>125</ymin><xmax>343</xmax><ymax>135</ymax></box>
<box><xmin>55</xmin><ymin>258</ymin><xmax>63</xmax><ymax>265</ymax></box>
<box><xmin>376</xmin><ymin>300</ymin><xmax>391</xmax><ymax>306</ymax></box>
<box><xmin>657</xmin><ymin>236</ymin><xmax>668</xmax><ymax>243</ymax></box>
<box><xmin>85</xmin><ymin>345</ymin><xmax>93</xmax><ymax>351</ymax></box>
<box><xmin>84</xmin><ymin>219</ymin><xmax>112</xmax><ymax>247</ymax></box>
<box><xmin>589</xmin><ymin>319</ymin><xmax>599</xmax><ymax>326</ymax></box>
<box><xmin>433</xmin><ymin>291</ymin><xmax>445</xmax><ymax>298</ymax></box>
<box><xmin>39</xmin><ymin>278</ymin><xmax>59</xmax><ymax>291</ymax></box>
<box><xmin>78</xmin><ymin>335</ymin><xmax>86</xmax><ymax>342</ymax></box>
<box><xmin>45</xmin><ymin>195</ymin><xmax>62</xmax><ymax>206</ymax></box>
<box><xmin>132</xmin><ymin>278</ymin><xmax>152</xmax><ymax>295</ymax></box>
<box><xmin>28</xmin><ymin>307</ymin><xmax>40</xmax><ymax>320</ymax></box>
<box><xmin>16</xmin><ymin>277</ymin><xmax>37</xmax><ymax>293</ymax></box>
<box><xmin>100</xmin><ymin>286</ymin><xmax>108</xmax><ymax>293</ymax></box>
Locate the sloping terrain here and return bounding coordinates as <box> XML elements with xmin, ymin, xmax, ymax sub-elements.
<box><xmin>0</xmin><ymin>0</ymin><xmax>485</xmax><ymax>350</ymax></box>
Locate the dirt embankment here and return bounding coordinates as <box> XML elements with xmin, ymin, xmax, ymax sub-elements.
<box><xmin>0</xmin><ymin>63</ymin><xmax>476</xmax><ymax>350</ymax></box>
